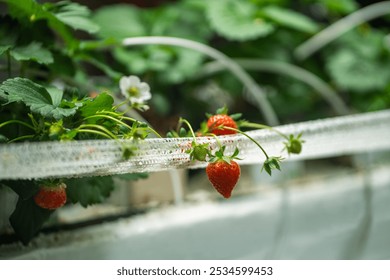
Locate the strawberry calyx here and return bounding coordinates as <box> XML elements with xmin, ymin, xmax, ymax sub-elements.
<box><xmin>186</xmin><ymin>141</ymin><xmax>210</xmax><ymax>161</ymax></box>
<box><xmin>262</xmin><ymin>156</ymin><xmax>284</xmax><ymax>176</ymax></box>
<box><xmin>176</xmin><ymin>118</ymin><xmax>212</xmax><ymax>162</ymax></box>
<box><xmin>208</xmin><ymin>145</ymin><xmax>241</xmax><ymax>165</ymax></box>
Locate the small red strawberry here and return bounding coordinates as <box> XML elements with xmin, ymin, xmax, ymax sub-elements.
<box><xmin>206</xmin><ymin>160</ymin><xmax>240</xmax><ymax>198</ymax></box>
<box><xmin>33</xmin><ymin>182</ymin><xmax>67</xmax><ymax>210</ymax></box>
<box><xmin>206</xmin><ymin>146</ymin><xmax>241</xmax><ymax>198</ymax></box>
<box><xmin>207</xmin><ymin>114</ymin><xmax>238</xmax><ymax>136</ymax></box>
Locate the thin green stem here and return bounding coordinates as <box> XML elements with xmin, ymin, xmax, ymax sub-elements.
<box><xmin>118</xmin><ymin>115</ymin><xmax>138</xmax><ymax>123</ymax></box>
<box><xmin>76</xmin><ymin>129</ymin><xmax>113</xmax><ymax>139</ymax></box>
<box><xmin>210</xmin><ymin>133</ymin><xmax>223</xmax><ymax>149</ymax></box>
<box><xmin>78</xmin><ymin>124</ymin><xmax>117</xmax><ymax>139</ymax></box>
<box><xmin>145</xmin><ymin>126</ymin><xmax>162</xmax><ymax>138</ymax></box>
<box><xmin>179</xmin><ymin>118</ymin><xmax>197</xmax><ymax>142</ymax></box>
<box><xmin>223</xmin><ymin>127</ymin><xmax>269</xmax><ymax>159</ymax></box>
<box><xmin>7</xmin><ymin>135</ymin><xmax>35</xmax><ymax>143</ymax></box>
<box><xmin>84</xmin><ymin>114</ymin><xmax>133</xmax><ymax>131</ymax></box>
<box><xmin>113</xmin><ymin>100</ymin><xmax>129</xmax><ymax>110</ymax></box>
<box><xmin>0</xmin><ymin>120</ymin><xmax>35</xmax><ymax>131</ymax></box>
<box><xmin>240</xmin><ymin>122</ymin><xmax>289</xmax><ymax>140</ymax></box>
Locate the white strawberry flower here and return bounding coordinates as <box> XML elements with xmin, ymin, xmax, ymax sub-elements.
<box><xmin>119</xmin><ymin>75</ymin><xmax>151</xmax><ymax>105</ymax></box>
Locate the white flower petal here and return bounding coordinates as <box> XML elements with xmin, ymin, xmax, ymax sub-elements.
<box><xmin>128</xmin><ymin>75</ymin><xmax>141</xmax><ymax>86</ymax></box>
<box><xmin>119</xmin><ymin>77</ymin><xmax>131</xmax><ymax>97</ymax></box>
<box><xmin>139</xmin><ymin>82</ymin><xmax>150</xmax><ymax>93</ymax></box>
<box><xmin>140</xmin><ymin>91</ymin><xmax>152</xmax><ymax>101</ymax></box>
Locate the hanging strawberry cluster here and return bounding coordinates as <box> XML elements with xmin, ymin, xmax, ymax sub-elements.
<box><xmin>168</xmin><ymin>106</ymin><xmax>304</xmax><ymax>198</ymax></box>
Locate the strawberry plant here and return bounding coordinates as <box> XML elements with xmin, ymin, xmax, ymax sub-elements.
<box><xmin>0</xmin><ymin>0</ymin><xmax>159</xmax><ymax>244</ymax></box>
<box><xmin>169</xmin><ymin>107</ymin><xmax>304</xmax><ymax>198</ymax></box>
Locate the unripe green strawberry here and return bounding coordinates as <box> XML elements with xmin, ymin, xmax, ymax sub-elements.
<box><xmin>207</xmin><ymin>114</ymin><xmax>237</xmax><ymax>136</ymax></box>
<box><xmin>284</xmin><ymin>133</ymin><xmax>304</xmax><ymax>155</ymax></box>
<box><xmin>206</xmin><ymin>160</ymin><xmax>240</xmax><ymax>198</ymax></box>
<box><xmin>287</xmin><ymin>139</ymin><xmax>302</xmax><ymax>154</ymax></box>
<box><xmin>33</xmin><ymin>183</ymin><xmax>67</xmax><ymax>210</ymax></box>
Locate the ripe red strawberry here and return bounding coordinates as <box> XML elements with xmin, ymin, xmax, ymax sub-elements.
<box><xmin>206</xmin><ymin>160</ymin><xmax>241</xmax><ymax>198</ymax></box>
<box><xmin>207</xmin><ymin>114</ymin><xmax>237</xmax><ymax>136</ymax></box>
<box><xmin>33</xmin><ymin>182</ymin><xmax>67</xmax><ymax>210</ymax></box>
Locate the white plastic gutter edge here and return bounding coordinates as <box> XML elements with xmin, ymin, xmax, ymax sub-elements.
<box><xmin>0</xmin><ymin>110</ymin><xmax>389</xmax><ymax>180</ymax></box>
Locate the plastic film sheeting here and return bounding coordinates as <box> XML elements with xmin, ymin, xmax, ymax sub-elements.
<box><xmin>1</xmin><ymin>110</ymin><xmax>390</xmax><ymax>180</ymax></box>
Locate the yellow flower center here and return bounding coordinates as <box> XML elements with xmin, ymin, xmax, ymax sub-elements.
<box><xmin>127</xmin><ymin>86</ymin><xmax>140</xmax><ymax>97</ymax></box>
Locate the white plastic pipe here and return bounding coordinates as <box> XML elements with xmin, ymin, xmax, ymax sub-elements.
<box><xmin>1</xmin><ymin>110</ymin><xmax>389</xmax><ymax>180</ymax></box>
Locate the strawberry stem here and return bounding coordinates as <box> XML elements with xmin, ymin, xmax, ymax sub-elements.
<box><xmin>210</xmin><ymin>133</ymin><xmax>223</xmax><ymax>149</ymax></box>
<box><xmin>78</xmin><ymin>124</ymin><xmax>117</xmax><ymax>139</ymax></box>
<box><xmin>179</xmin><ymin>118</ymin><xmax>197</xmax><ymax>142</ymax></box>
<box><xmin>0</xmin><ymin>120</ymin><xmax>35</xmax><ymax>131</ymax></box>
<box><xmin>7</xmin><ymin>134</ymin><xmax>35</xmax><ymax>143</ymax></box>
<box><xmin>77</xmin><ymin>129</ymin><xmax>115</xmax><ymax>139</ymax></box>
<box><xmin>222</xmin><ymin>127</ymin><xmax>269</xmax><ymax>159</ymax></box>
<box><xmin>239</xmin><ymin>122</ymin><xmax>289</xmax><ymax>140</ymax></box>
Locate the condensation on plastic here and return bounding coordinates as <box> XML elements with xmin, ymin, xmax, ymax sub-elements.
<box><xmin>1</xmin><ymin>110</ymin><xmax>390</xmax><ymax>180</ymax></box>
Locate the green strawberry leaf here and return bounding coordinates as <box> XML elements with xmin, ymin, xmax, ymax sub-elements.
<box><xmin>0</xmin><ymin>78</ymin><xmax>78</xmax><ymax>120</ymax></box>
<box><xmin>262</xmin><ymin>6</ymin><xmax>320</xmax><ymax>34</ymax></box>
<box><xmin>50</xmin><ymin>1</ymin><xmax>99</xmax><ymax>34</ymax></box>
<box><xmin>66</xmin><ymin>176</ymin><xmax>115</xmax><ymax>207</ymax></box>
<box><xmin>321</xmin><ymin>0</ymin><xmax>358</xmax><ymax>14</ymax></box>
<box><xmin>93</xmin><ymin>4</ymin><xmax>146</xmax><ymax>39</ymax></box>
<box><xmin>206</xmin><ymin>0</ymin><xmax>274</xmax><ymax>41</ymax></box>
<box><xmin>47</xmin><ymin>87</ymin><xmax>64</xmax><ymax>107</ymax></box>
<box><xmin>0</xmin><ymin>45</ymin><xmax>12</xmax><ymax>56</ymax></box>
<box><xmin>9</xmin><ymin>197</ymin><xmax>53</xmax><ymax>245</ymax></box>
<box><xmin>79</xmin><ymin>92</ymin><xmax>114</xmax><ymax>117</ymax></box>
<box><xmin>10</xmin><ymin>41</ymin><xmax>53</xmax><ymax>64</ymax></box>
<box><xmin>0</xmin><ymin>0</ymin><xmax>75</xmax><ymax>44</ymax></box>
<box><xmin>326</xmin><ymin>48</ymin><xmax>390</xmax><ymax>92</ymax></box>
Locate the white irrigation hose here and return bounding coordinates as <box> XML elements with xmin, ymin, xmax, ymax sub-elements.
<box><xmin>199</xmin><ymin>59</ymin><xmax>350</xmax><ymax>115</ymax></box>
<box><xmin>295</xmin><ymin>1</ymin><xmax>390</xmax><ymax>60</ymax></box>
<box><xmin>121</xmin><ymin>36</ymin><xmax>279</xmax><ymax>126</ymax></box>
<box><xmin>1</xmin><ymin>110</ymin><xmax>389</xmax><ymax>180</ymax></box>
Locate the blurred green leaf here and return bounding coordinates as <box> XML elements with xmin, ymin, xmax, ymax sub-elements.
<box><xmin>326</xmin><ymin>49</ymin><xmax>390</xmax><ymax>92</ymax></box>
<box><xmin>66</xmin><ymin>176</ymin><xmax>115</xmax><ymax>207</ymax></box>
<box><xmin>93</xmin><ymin>4</ymin><xmax>146</xmax><ymax>39</ymax></box>
<box><xmin>320</xmin><ymin>0</ymin><xmax>359</xmax><ymax>14</ymax></box>
<box><xmin>0</xmin><ymin>45</ymin><xmax>12</xmax><ymax>55</ymax></box>
<box><xmin>325</xmin><ymin>30</ymin><xmax>390</xmax><ymax>93</ymax></box>
<box><xmin>50</xmin><ymin>1</ymin><xmax>99</xmax><ymax>34</ymax></box>
<box><xmin>262</xmin><ymin>6</ymin><xmax>320</xmax><ymax>33</ymax></box>
<box><xmin>206</xmin><ymin>0</ymin><xmax>274</xmax><ymax>41</ymax></box>
<box><xmin>10</xmin><ymin>41</ymin><xmax>53</xmax><ymax>64</ymax></box>
<box><xmin>1</xmin><ymin>0</ymin><xmax>76</xmax><ymax>44</ymax></box>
